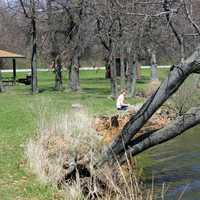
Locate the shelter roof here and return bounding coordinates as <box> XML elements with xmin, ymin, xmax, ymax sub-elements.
<box><xmin>0</xmin><ymin>50</ymin><xmax>25</xmax><ymax>58</ymax></box>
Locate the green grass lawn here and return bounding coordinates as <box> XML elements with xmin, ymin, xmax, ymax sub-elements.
<box><xmin>0</xmin><ymin>69</ymin><xmax>168</xmax><ymax>200</ymax></box>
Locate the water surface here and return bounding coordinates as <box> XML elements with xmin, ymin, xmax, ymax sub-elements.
<box><xmin>145</xmin><ymin>126</ymin><xmax>200</xmax><ymax>199</ymax></box>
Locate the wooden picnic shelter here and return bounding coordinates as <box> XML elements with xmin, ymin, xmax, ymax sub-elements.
<box><xmin>0</xmin><ymin>50</ymin><xmax>25</xmax><ymax>84</ymax></box>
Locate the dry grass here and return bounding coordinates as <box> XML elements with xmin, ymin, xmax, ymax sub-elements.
<box><xmin>25</xmin><ymin>105</ymin><xmax>102</xmax><ymax>185</ymax></box>
<box><xmin>25</xmin><ymin>104</ymin><xmax>155</xmax><ymax>200</ymax></box>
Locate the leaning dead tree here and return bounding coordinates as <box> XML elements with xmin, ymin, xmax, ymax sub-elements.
<box><xmin>98</xmin><ymin>43</ymin><xmax>200</xmax><ymax>166</ymax></box>
<box><xmin>118</xmin><ymin>106</ymin><xmax>200</xmax><ymax>164</ymax></box>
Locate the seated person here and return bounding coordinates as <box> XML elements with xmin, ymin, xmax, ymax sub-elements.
<box><xmin>116</xmin><ymin>90</ymin><xmax>129</xmax><ymax>110</ymax></box>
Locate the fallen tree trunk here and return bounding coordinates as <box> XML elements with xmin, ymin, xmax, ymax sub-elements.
<box><xmin>118</xmin><ymin>107</ymin><xmax>200</xmax><ymax>164</ymax></box>
<box><xmin>98</xmin><ymin>45</ymin><xmax>200</xmax><ymax>166</ymax></box>
<box><xmin>94</xmin><ymin>110</ymin><xmax>170</xmax><ymax>144</ymax></box>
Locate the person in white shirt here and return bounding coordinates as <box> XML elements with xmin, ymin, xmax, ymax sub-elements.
<box><xmin>116</xmin><ymin>90</ymin><xmax>129</xmax><ymax>110</ymax></box>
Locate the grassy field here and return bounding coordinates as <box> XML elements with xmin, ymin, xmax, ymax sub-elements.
<box><xmin>0</xmin><ymin>69</ymin><xmax>168</xmax><ymax>200</ymax></box>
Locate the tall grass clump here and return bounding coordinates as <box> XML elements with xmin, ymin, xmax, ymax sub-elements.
<box><xmin>25</xmin><ymin>103</ymin><xmax>102</xmax><ymax>185</ymax></box>
<box><xmin>25</xmin><ymin>102</ymin><xmax>155</xmax><ymax>200</ymax></box>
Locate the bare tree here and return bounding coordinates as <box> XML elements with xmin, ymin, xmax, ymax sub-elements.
<box><xmin>58</xmin><ymin>0</ymin><xmax>96</xmax><ymax>91</ymax></box>
<box><xmin>46</xmin><ymin>0</ymin><xmax>62</xmax><ymax>90</ymax></box>
<box><xmin>96</xmin><ymin>1</ymin><xmax>120</xmax><ymax>97</ymax></box>
<box><xmin>19</xmin><ymin>0</ymin><xmax>38</xmax><ymax>93</ymax></box>
<box><xmin>95</xmin><ymin>0</ymin><xmax>140</xmax><ymax>97</ymax></box>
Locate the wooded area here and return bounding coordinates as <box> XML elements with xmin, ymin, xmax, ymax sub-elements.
<box><xmin>1</xmin><ymin>0</ymin><xmax>200</xmax><ymax>94</ymax></box>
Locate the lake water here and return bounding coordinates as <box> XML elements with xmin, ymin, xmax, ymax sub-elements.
<box><xmin>145</xmin><ymin>126</ymin><xmax>200</xmax><ymax>200</ymax></box>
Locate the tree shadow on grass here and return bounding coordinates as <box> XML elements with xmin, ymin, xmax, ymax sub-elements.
<box><xmin>136</xmin><ymin>80</ymin><xmax>149</xmax><ymax>84</ymax></box>
<box><xmin>38</xmin><ymin>86</ymin><xmax>65</xmax><ymax>93</ymax></box>
<box><xmin>81</xmin><ymin>79</ymin><xmax>109</xmax><ymax>86</ymax></box>
<box><xmin>80</xmin><ymin>77</ymin><xmax>106</xmax><ymax>81</ymax></box>
<box><xmin>82</xmin><ymin>87</ymin><xmax>110</xmax><ymax>96</ymax></box>
<box><xmin>136</xmin><ymin>76</ymin><xmax>150</xmax><ymax>84</ymax></box>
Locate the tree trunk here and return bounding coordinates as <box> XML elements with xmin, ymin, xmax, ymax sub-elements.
<box><xmin>110</xmin><ymin>53</ymin><xmax>118</xmax><ymax>98</ymax></box>
<box><xmin>127</xmin><ymin>53</ymin><xmax>136</xmax><ymax>97</ymax></box>
<box><xmin>47</xmin><ymin>0</ymin><xmax>58</xmax><ymax>59</ymax></box>
<box><xmin>0</xmin><ymin>70</ymin><xmax>4</xmax><ymax>92</ymax></box>
<box><xmin>118</xmin><ymin>107</ymin><xmax>200</xmax><ymax>164</ymax></box>
<box><xmin>136</xmin><ymin>62</ymin><xmax>141</xmax><ymax>80</ymax></box>
<box><xmin>31</xmin><ymin>0</ymin><xmax>38</xmax><ymax>94</ymax></box>
<box><xmin>0</xmin><ymin>59</ymin><xmax>4</xmax><ymax>92</ymax></box>
<box><xmin>105</xmin><ymin>56</ymin><xmax>111</xmax><ymax>79</ymax></box>
<box><xmin>55</xmin><ymin>57</ymin><xmax>62</xmax><ymax>91</ymax></box>
<box><xmin>55</xmin><ymin>69</ymin><xmax>62</xmax><ymax>91</ymax></box>
<box><xmin>18</xmin><ymin>0</ymin><xmax>37</xmax><ymax>93</ymax></box>
<box><xmin>120</xmin><ymin>47</ymin><xmax>126</xmax><ymax>90</ymax></box>
<box><xmin>69</xmin><ymin>50</ymin><xmax>80</xmax><ymax>91</ymax></box>
<box><xmin>47</xmin><ymin>0</ymin><xmax>61</xmax><ymax>90</ymax></box>
<box><xmin>98</xmin><ymin>45</ymin><xmax>200</xmax><ymax>165</ymax></box>
<box><xmin>150</xmin><ymin>51</ymin><xmax>158</xmax><ymax>81</ymax></box>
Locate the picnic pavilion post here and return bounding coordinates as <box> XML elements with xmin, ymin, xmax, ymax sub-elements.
<box><xmin>13</xmin><ymin>58</ymin><xmax>16</xmax><ymax>83</ymax></box>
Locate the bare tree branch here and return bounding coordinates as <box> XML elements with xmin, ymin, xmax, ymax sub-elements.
<box><xmin>163</xmin><ymin>0</ymin><xmax>182</xmax><ymax>45</ymax></box>
<box><xmin>19</xmin><ymin>0</ymin><xmax>30</xmax><ymax>18</ymax></box>
<box><xmin>118</xmin><ymin>107</ymin><xmax>200</xmax><ymax>164</ymax></box>
<box><xmin>183</xmin><ymin>0</ymin><xmax>200</xmax><ymax>36</ymax></box>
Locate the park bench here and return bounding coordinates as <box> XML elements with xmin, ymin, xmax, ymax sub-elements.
<box><xmin>2</xmin><ymin>77</ymin><xmax>15</xmax><ymax>86</ymax></box>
